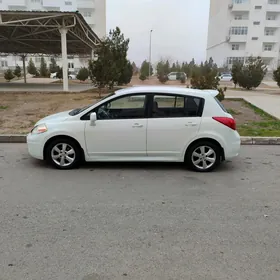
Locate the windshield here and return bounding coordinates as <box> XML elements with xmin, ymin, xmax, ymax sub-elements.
<box><xmin>69</xmin><ymin>93</ymin><xmax>115</xmax><ymax>116</ymax></box>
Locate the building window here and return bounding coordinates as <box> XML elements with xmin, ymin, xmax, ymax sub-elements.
<box><xmin>255</xmin><ymin>6</ymin><xmax>262</xmax><ymax>9</ymax></box>
<box><xmin>268</xmin><ymin>0</ymin><xmax>278</xmax><ymax>4</ymax></box>
<box><xmin>264</xmin><ymin>44</ymin><xmax>273</xmax><ymax>51</ymax></box>
<box><xmin>267</xmin><ymin>14</ymin><xmax>277</xmax><ymax>20</ymax></box>
<box><xmin>234</xmin><ymin>14</ymin><xmax>243</xmax><ymax>20</ymax></box>
<box><xmin>68</xmin><ymin>62</ymin><xmax>74</xmax><ymax>68</ymax></box>
<box><xmin>253</xmin><ymin>21</ymin><xmax>260</xmax><ymax>25</ymax></box>
<box><xmin>227</xmin><ymin>57</ymin><xmax>245</xmax><ymax>65</ymax></box>
<box><xmin>265</xmin><ymin>29</ymin><xmax>275</xmax><ymax>36</ymax></box>
<box><xmin>230</xmin><ymin>26</ymin><xmax>248</xmax><ymax>35</ymax></box>
<box><xmin>65</xmin><ymin>1</ymin><xmax>72</xmax><ymax>5</ymax></box>
<box><xmin>232</xmin><ymin>44</ymin><xmax>240</xmax><ymax>50</ymax></box>
<box><xmin>1</xmin><ymin>61</ymin><xmax>8</xmax><ymax>67</ymax></box>
<box><xmin>233</xmin><ymin>0</ymin><xmax>247</xmax><ymax>3</ymax></box>
<box><xmin>83</xmin><ymin>11</ymin><xmax>92</xmax><ymax>17</ymax></box>
<box><xmin>252</xmin><ymin>37</ymin><xmax>259</xmax><ymax>40</ymax></box>
<box><xmin>31</xmin><ymin>0</ymin><xmax>41</xmax><ymax>2</ymax></box>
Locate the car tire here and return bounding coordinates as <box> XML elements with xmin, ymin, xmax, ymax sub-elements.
<box><xmin>185</xmin><ymin>141</ymin><xmax>221</xmax><ymax>172</ymax></box>
<box><xmin>45</xmin><ymin>138</ymin><xmax>81</xmax><ymax>170</ymax></box>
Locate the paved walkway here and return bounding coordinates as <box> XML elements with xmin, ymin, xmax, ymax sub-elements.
<box><xmin>226</xmin><ymin>89</ymin><xmax>280</xmax><ymax>119</ymax></box>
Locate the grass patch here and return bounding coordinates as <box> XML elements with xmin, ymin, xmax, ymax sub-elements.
<box><xmin>227</xmin><ymin>108</ymin><xmax>241</xmax><ymax>115</ymax></box>
<box><xmin>0</xmin><ymin>105</ymin><xmax>8</xmax><ymax>110</ymax></box>
<box><xmin>238</xmin><ymin>121</ymin><xmax>280</xmax><ymax>137</ymax></box>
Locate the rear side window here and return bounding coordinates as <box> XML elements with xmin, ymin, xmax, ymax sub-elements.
<box><xmin>214</xmin><ymin>97</ymin><xmax>228</xmax><ymax>112</ymax></box>
<box><xmin>152</xmin><ymin>95</ymin><xmax>204</xmax><ymax>118</ymax></box>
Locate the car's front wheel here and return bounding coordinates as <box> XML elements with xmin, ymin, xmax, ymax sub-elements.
<box><xmin>46</xmin><ymin>138</ymin><xmax>81</xmax><ymax>169</ymax></box>
<box><xmin>185</xmin><ymin>141</ymin><xmax>221</xmax><ymax>172</ymax></box>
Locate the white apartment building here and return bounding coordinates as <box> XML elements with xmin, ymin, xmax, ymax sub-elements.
<box><xmin>0</xmin><ymin>0</ymin><xmax>106</xmax><ymax>71</ymax></box>
<box><xmin>207</xmin><ymin>0</ymin><xmax>280</xmax><ymax>71</ymax></box>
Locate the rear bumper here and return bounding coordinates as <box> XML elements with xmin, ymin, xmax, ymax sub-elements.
<box><xmin>224</xmin><ymin>133</ymin><xmax>241</xmax><ymax>160</ymax></box>
<box><xmin>27</xmin><ymin>133</ymin><xmax>44</xmax><ymax>160</ymax></box>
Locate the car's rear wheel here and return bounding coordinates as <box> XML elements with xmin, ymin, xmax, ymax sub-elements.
<box><xmin>46</xmin><ymin>138</ymin><xmax>81</xmax><ymax>169</ymax></box>
<box><xmin>185</xmin><ymin>141</ymin><xmax>221</xmax><ymax>172</ymax></box>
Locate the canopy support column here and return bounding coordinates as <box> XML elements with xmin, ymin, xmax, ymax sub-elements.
<box><xmin>60</xmin><ymin>28</ymin><xmax>69</xmax><ymax>92</ymax></box>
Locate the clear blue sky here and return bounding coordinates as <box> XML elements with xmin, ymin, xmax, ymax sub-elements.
<box><xmin>107</xmin><ymin>0</ymin><xmax>210</xmax><ymax>66</ymax></box>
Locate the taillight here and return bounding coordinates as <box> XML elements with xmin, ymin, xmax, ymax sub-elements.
<box><xmin>212</xmin><ymin>117</ymin><xmax>236</xmax><ymax>130</ymax></box>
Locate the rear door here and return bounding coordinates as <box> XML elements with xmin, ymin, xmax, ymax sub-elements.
<box><xmin>147</xmin><ymin>94</ymin><xmax>204</xmax><ymax>160</ymax></box>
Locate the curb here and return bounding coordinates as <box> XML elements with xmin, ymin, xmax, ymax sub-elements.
<box><xmin>0</xmin><ymin>135</ymin><xmax>280</xmax><ymax>145</ymax></box>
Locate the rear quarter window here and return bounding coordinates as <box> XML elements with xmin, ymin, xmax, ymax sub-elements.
<box><xmin>214</xmin><ymin>97</ymin><xmax>228</xmax><ymax>113</ymax></box>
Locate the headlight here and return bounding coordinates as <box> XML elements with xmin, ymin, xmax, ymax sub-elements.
<box><xmin>31</xmin><ymin>124</ymin><xmax>48</xmax><ymax>134</ymax></box>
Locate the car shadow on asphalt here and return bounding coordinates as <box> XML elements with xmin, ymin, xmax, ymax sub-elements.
<box><xmin>29</xmin><ymin>158</ymin><xmax>235</xmax><ymax>173</ymax></box>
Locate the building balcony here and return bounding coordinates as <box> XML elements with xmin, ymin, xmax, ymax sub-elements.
<box><xmin>262</xmin><ymin>51</ymin><xmax>279</xmax><ymax>58</ymax></box>
<box><xmin>265</xmin><ymin>20</ymin><xmax>279</xmax><ymax>28</ymax></box>
<box><xmin>231</xmin><ymin>3</ymin><xmax>250</xmax><ymax>12</ymax></box>
<box><xmin>264</xmin><ymin>35</ymin><xmax>279</xmax><ymax>43</ymax></box>
<box><xmin>42</xmin><ymin>0</ymin><xmax>60</xmax><ymax>8</ymax></box>
<box><xmin>7</xmin><ymin>0</ymin><xmax>26</xmax><ymax>6</ymax></box>
<box><xmin>229</xmin><ymin>35</ymin><xmax>248</xmax><ymax>43</ymax></box>
<box><xmin>232</xmin><ymin>20</ymin><xmax>249</xmax><ymax>26</ymax></box>
<box><xmin>77</xmin><ymin>0</ymin><xmax>94</xmax><ymax>9</ymax></box>
<box><xmin>267</xmin><ymin>4</ymin><xmax>280</xmax><ymax>12</ymax></box>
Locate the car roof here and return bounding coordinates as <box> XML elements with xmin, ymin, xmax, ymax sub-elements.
<box><xmin>115</xmin><ymin>86</ymin><xmax>217</xmax><ymax>98</ymax></box>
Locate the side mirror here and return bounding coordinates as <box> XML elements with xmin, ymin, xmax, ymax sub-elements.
<box><xmin>90</xmin><ymin>112</ymin><xmax>97</xmax><ymax>124</ymax></box>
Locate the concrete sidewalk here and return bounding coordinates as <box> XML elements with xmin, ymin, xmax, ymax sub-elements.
<box><xmin>226</xmin><ymin>89</ymin><xmax>280</xmax><ymax>119</ymax></box>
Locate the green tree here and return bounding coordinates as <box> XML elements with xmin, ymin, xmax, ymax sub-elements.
<box><xmin>140</xmin><ymin>60</ymin><xmax>153</xmax><ymax>77</ymax></box>
<box><xmin>118</xmin><ymin>60</ymin><xmax>133</xmax><ymax>85</ymax></box>
<box><xmin>131</xmin><ymin>61</ymin><xmax>139</xmax><ymax>75</ymax></box>
<box><xmin>88</xmin><ymin>27</ymin><xmax>130</xmax><ymax>90</ymax></box>
<box><xmin>231</xmin><ymin>62</ymin><xmax>242</xmax><ymax>88</ymax></box>
<box><xmin>4</xmin><ymin>69</ymin><xmax>15</xmax><ymax>82</ymax></box>
<box><xmin>56</xmin><ymin>67</ymin><xmax>63</xmax><ymax>80</ymax></box>
<box><xmin>273</xmin><ymin>66</ymin><xmax>280</xmax><ymax>88</ymax></box>
<box><xmin>236</xmin><ymin>56</ymin><xmax>267</xmax><ymax>90</ymax></box>
<box><xmin>76</xmin><ymin>67</ymin><xmax>89</xmax><ymax>82</ymax></box>
<box><xmin>40</xmin><ymin>57</ymin><xmax>49</xmax><ymax>77</ymax></box>
<box><xmin>27</xmin><ymin>58</ymin><xmax>37</xmax><ymax>76</ymax></box>
<box><xmin>170</xmin><ymin>62</ymin><xmax>176</xmax><ymax>72</ymax></box>
<box><xmin>190</xmin><ymin>58</ymin><xmax>226</xmax><ymax>101</ymax></box>
<box><xmin>49</xmin><ymin>57</ymin><xmax>59</xmax><ymax>74</ymax></box>
<box><xmin>13</xmin><ymin>65</ymin><xmax>21</xmax><ymax>79</ymax></box>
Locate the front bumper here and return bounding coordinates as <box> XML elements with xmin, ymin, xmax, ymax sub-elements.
<box><xmin>27</xmin><ymin>133</ymin><xmax>44</xmax><ymax>160</ymax></box>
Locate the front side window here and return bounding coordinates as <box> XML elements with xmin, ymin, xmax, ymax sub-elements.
<box><xmin>152</xmin><ymin>95</ymin><xmax>203</xmax><ymax>118</ymax></box>
<box><xmin>95</xmin><ymin>94</ymin><xmax>147</xmax><ymax>120</ymax></box>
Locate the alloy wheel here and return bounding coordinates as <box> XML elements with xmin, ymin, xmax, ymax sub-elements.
<box><xmin>191</xmin><ymin>145</ymin><xmax>217</xmax><ymax>171</ymax></box>
<box><xmin>51</xmin><ymin>143</ymin><xmax>76</xmax><ymax>167</ymax></box>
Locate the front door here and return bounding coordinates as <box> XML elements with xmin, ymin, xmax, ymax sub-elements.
<box><xmin>147</xmin><ymin>94</ymin><xmax>203</xmax><ymax>160</ymax></box>
<box><xmin>84</xmin><ymin>94</ymin><xmax>148</xmax><ymax>160</ymax></box>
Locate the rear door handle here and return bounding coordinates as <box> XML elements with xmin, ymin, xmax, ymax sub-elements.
<box><xmin>185</xmin><ymin>122</ymin><xmax>197</xmax><ymax>127</ymax></box>
<box><xmin>132</xmin><ymin>123</ymin><xmax>143</xmax><ymax>128</ymax></box>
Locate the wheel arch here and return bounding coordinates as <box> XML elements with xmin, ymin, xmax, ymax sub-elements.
<box><xmin>43</xmin><ymin>135</ymin><xmax>85</xmax><ymax>161</ymax></box>
<box><xmin>184</xmin><ymin>137</ymin><xmax>225</xmax><ymax>161</ymax></box>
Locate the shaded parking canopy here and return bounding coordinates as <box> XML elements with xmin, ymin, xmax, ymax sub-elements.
<box><xmin>0</xmin><ymin>11</ymin><xmax>101</xmax><ymax>55</ymax></box>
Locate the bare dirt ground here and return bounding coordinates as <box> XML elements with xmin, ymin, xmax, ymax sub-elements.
<box><xmin>0</xmin><ymin>91</ymin><xmax>269</xmax><ymax>135</ymax></box>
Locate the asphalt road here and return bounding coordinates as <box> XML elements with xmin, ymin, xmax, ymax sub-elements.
<box><xmin>1</xmin><ymin>144</ymin><xmax>280</xmax><ymax>280</ymax></box>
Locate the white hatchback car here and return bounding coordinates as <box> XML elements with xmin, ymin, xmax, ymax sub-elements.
<box><xmin>27</xmin><ymin>86</ymin><xmax>240</xmax><ymax>172</ymax></box>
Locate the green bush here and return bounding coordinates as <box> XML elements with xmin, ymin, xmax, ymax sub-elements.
<box><xmin>13</xmin><ymin>65</ymin><xmax>21</xmax><ymax>79</ymax></box>
<box><xmin>158</xmin><ymin>73</ymin><xmax>168</xmax><ymax>84</ymax></box>
<box><xmin>273</xmin><ymin>66</ymin><xmax>280</xmax><ymax>88</ymax></box>
<box><xmin>77</xmin><ymin>67</ymin><xmax>89</xmax><ymax>82</ymax></box>
<box><xmin>4</xmin><ymin>69</ymin><xmax>15</xmax><ymax>82</ymax></box>
<box><xmin>139</xmin><ymin>74</ymin><xmax>147</xmax><ymax>81</ymax></box>
<box><xmin>235</xmin><ymin>56</ymin><xmax>267</xmax><ymax>90</ymax></box>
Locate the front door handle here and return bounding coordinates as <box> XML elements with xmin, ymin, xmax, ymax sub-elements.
<box><xmin>185</xmin><ymin>122</ymin><xmax>197</xmax><ymax>127</ymax></box>
<box><xmin>132</xmin><ymin>123</ymin><xmax>143</xmax><ymax>128</ymax></box>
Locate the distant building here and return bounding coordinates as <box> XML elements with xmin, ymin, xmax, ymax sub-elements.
<box><xmin>207</xmin><ymin>0</ymin><xmax>280</xmax><ymax>71</ymax></box>
<box><xmin>0</xmin><ymin>0</ymin><xmax>106</xmax><ymax>72</ymax></box>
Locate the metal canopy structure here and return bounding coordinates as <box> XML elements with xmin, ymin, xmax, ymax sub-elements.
<box><xmin>0</xmin><ymin>11</ymin><xmax>101</xmax><ymax>90</ymax></box>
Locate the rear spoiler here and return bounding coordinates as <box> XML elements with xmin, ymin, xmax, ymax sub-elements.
<box><xmin>202</xmin><ymin>90</ymin><xmax>219</xmax><ymax>97</ymax></box>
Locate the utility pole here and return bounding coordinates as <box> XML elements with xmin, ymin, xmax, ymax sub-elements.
<box><xmin>148</xmin><ymin>29</ymin><xmax>153</xmax><ymax>79</ymax></box>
